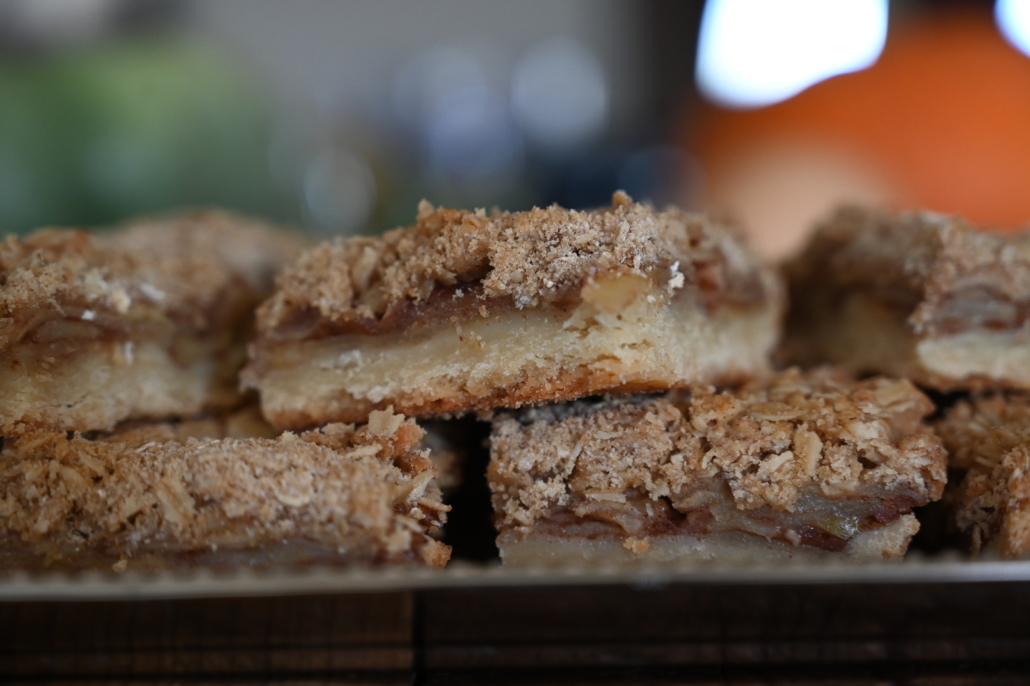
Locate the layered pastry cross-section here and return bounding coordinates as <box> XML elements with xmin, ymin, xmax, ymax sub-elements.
<box><xmin>244</xmin><ymin>192</ymin><xmax>783</xmax><ymax>429</ymax></box>
<box><xmin>935</xmin><ymin>394</ymin><xmax>1030</xmax><ymax>558</ymax></box>
<box><xmin>0</xmin><ymin>211</ymin><xmax>302</xmax><ymax>433</ymax></box>
<box><xmin>783</xmin><ymin>205</ymin><xmax>1030</xmax><ymax>392</ymax></box>
<box><xmin>488</xmin><ymin>369</ymin><xmax>946</xmax><ymax>565</ymax></box>
<box><xmin>0</xmin><ymin>408</ymin><xmax>451</xmax><ymax>571</ymax></box>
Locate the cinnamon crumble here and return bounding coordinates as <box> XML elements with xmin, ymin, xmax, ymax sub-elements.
<box><xmin>0</xmin><ymin>408</ymin><xmax>450</xmax><ymax>571</ymax></box>
<box><xmin>935</xmin><ymin>394</ymin><xmax>1030</xmax><ymax>557</ymax></box>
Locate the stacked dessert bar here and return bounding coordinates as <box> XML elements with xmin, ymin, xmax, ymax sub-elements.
<box><xmin>246</xmin><ymin>192</ymin><xmax>947</xmax><ymax>565</ymax></box>
<box><xmin>0</xmin><ymin>212</ymin><xmax>450</xmax><ymax>571</ymax></box>
<box><xmin>783</xmin><ymin>206</ymin><xmax>1030</xmax><ymax>558</ymax></box>
<box><xmin>5</xmin><ymin>193</ymin><xmax>977</xmax><ymax>572</ymax></box>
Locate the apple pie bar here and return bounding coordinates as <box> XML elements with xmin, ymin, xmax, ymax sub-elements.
<box><xmin>0</xmin><ymin>408</ymin><xmax>450</xmax><ymax>571</ymax></box>
<box><xmin>488</xmin><ymin>369</ymin><xmax>946</xmax><ymax>565</ymax></box>
<box><xmin>934</xmin><ymin>394</ymin><xmax>1030</xmax><ymax>558</ymax></box>
<box><xmin>0</xmin><ymin>211</ymin><xmax>302</xmax><ymax>433</ymax></box>
<box><xmin>783</xmin><ymin>205</ymin><xmax>1030</xmax><ymax>392</ymax></box>
<box><xmin>244</xmin><ymin>191</ymin><xmax>783</xmax><ymax>429</ymax></box>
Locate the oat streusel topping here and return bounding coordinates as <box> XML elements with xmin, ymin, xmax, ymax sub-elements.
<box><xmin>0</xmin><ymin>409</ymin><xmax>451</xmax><ymax>567</ymax></box>
<box><xmin>0</xmin><ymin>210</ymin><xmax>302</xmax><ymax>350</ymax></box>
<box><xmin>490</xmin><ymin>369</ymin><xmax>945</xmax><ymax>533</ymax></box>
<box><xmin>935</xmin><ymin>395</ymin><xmax>1030</xmax><ymax>557</ymax></box>
<box><xmin>257</xmin><ymin>192</ymin><xmax>776</xmax><ymax>337</ymax></box>
<box><xmin>935</xmin><ymin>395</ymin><xmax>1030</xmax><ymax>472</ymax></box>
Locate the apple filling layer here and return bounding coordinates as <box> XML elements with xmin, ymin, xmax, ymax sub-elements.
<box><xmin>0</xmin><ymin>409</ymin><xmax>451</xmax><ymax>571</ymax></box>
<box><xmin>489</xmin><ymin>370</ymin><xmax>946</xmax><ymax>564</ymax></box>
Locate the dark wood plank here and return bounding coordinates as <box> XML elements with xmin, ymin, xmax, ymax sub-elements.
<box><xmin>421</xmin><ymin>582</ymin><xmax>1030</xmax><ymax>670</ymax></box>
<box><xmin>0</xmin><ymin>592</ymin><xmax>413</xmax><ymax>678</ymax></box>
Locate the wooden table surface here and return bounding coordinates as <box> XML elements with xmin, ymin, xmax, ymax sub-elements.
<box><xmin>2</xmin><ymin>580</ymin><xmax>1030</xmax><ymax>684</ymax></box>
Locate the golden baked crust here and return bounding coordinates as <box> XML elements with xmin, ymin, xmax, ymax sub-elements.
<box><xmin>489</xmin><ymin>369</ymin><xmax>945</xmax><ymax>559</ymax></box>
<box><xmin>0</xmin><ymin>211</ymin><xmax>304</xmax><ymax>432</ymax></box>
<box><xmin>783</xmin><ymin>206</ymin><xmax>1030</xmax><ymax>391</ymax></box>
<box><xmin>245</xmin><ymin>193</ymin><xmax>783</xmax><ymax>427</ymax></box>
<box><xmin>0</xmin><ymin>408</ymin><xmax>450</xmax><ymax>571</ymax></box>
<box><xmin>253</xmin><ymin>191</ymin><xmax>778</xmax><ymax>340</ymax></box>
<box><xmin>935</xmin><ymin>395</ymin><xmax>1030</xmax><ymax>557</ymax></box>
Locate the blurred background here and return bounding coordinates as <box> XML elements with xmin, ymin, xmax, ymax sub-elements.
<box><xmin>1</xmin><ymin>0</ymin><xmax>1029</xmax><ymax>258</ymax></box>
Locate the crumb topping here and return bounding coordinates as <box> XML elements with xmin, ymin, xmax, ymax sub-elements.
<box><xmin>257</xmin><ymin>192</ymin><xmax>776</xmax><ymax>337</ymax></box>
<box><xmin>0</xmin><ymin>210</ymin><xmax>303</xmax><ymax>350</ymax></box>
<box><xmin>786</xmin><ymin>205</ymin><xmax>1030</xmax><ymax>336</ymax></box>
<box><xmin>935</xmin><ymin>394</ymin><xmax>1030</xmax><ymax>556</ymax></box>
<box><xmin>0</xmin><ymin>408</ymin><xmax>450</xmax><ymax>567</ymax></box>
<box><xmin>934</xmin><ymin>394</ymin><xmax>1030</xmax><ymax>472</ymax></box>
<box><xmin>950</xmin><ymin>446</ymin><xmax>1030</xmax><ymax>558</ymax></box>
<box><xmin>489</xmin><ymin>368</ymin><xmax>945</xmax><ymax>533</ymax></box>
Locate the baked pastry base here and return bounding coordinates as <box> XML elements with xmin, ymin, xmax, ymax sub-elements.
<box><xmin>0</xmin><ymin>338</ymin><xmax>238</xmax><ymax>434</ymax></box>
<box><xmin>785</xmin><ymin>290</ymin><xmax>1030</xmax><ymax>392</ymax></box>
<box><xmin>253</xmin><ymin>292</ymin><xmax>778</xmax><ymax>429</ymax></box>
<box><xmin>497</xmin><ymin>515</ymin><xmax>920</xmax><ymax>566</ymax></box>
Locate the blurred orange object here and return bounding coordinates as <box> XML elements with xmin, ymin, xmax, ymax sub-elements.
<box><xmin>688</xmin><ymin>10</ymin><xmax>1030</xmax><ymax>257</ymax></box>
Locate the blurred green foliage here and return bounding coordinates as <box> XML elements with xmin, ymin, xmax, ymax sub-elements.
<box><xmin>0</xmin><ymin>36</ymin><xmax>289</xmax><ymax>234</ymax></box>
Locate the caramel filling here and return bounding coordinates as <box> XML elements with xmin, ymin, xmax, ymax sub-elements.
<box><xmin>0</xmin><ymin>311</ymin><xmax>250</xmax><ymax>431</ymax></box>
<box><xmin>523</xmin><ymin>485</ymin><xmax>919</xmax><ymax>554</ymax></box>
<box><xmin>262</xmin><ymin>267</ymin><xmax>774</xmax><ymax>344</ymax></box>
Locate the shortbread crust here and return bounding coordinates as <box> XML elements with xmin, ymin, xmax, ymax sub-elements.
<box><xmin>489</xmin><ymin>369</ymin><xmax>946</xmax><ymax>564</ymax></box>
<box><xmin>935</xmin><ymin>395</ymin><xmax>1030</xmax><ymax>557</ymax></box>
<box><xmin>496</xmin><ymin>516</ymin><xmax>921</xmax><ymax>566</ymax></box>
<box><xmin>0</xmin><ymin>211</ymin><xmax>302</xmax><ymax>432</ymax></box>
<box><xmin>245</xmin><ymin>192</ymin><xmax>783</xmax><ymax>428</ymax></box>
<box><xmin>783</xmin><ymin>205</ymin><xmax>1030</xmax><ymax>391</ymax></box>
<box><xmin>0</xmin><ymin>409</ymin><xmax>450</xmax><ymax>571</ymax></box>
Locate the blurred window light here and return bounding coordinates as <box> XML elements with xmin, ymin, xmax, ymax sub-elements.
<box><xmin>996</xmin><ymin>0</ymin><xmax>1030</xmax><ymax>58</ymax></box>
<box><xmin>512</xmin><ymin>37</ymin><xmax>609</xmax><ymax>154</ymax></box>
<box><xmin>696</xmin><ymin>0</ymin><xmax>888</xmax><ymax>109</ymax></box>
<box><xmin>425</xmin><ymin>85</ymin><xmax>521</xmax><ymax>179</ymax></box>
<box><xmin>302</xmin><ymin>149</ymin><xmax>377</xmax><ymax>236</ymax></box>
<box><xmin>1</xmin><ymin>0</ymin><xmax>119</xmax><ymax>47</ymax></box>
<box><xmin>391</xmin><ymin>46</ymin><xmax>522</xmax><ymax>181</ymax></box>
<box><xmin>392</xmin><ymin>48</ymin><xmax>490</xmax><ymax>134</ymax></box>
